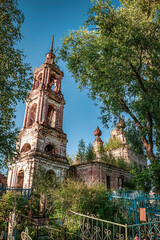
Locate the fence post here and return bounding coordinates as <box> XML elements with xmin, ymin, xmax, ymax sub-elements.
<box><xmin>125</xmin><ymin>224</ymin><xmax>128</xmax><ymax>240</ymax></box>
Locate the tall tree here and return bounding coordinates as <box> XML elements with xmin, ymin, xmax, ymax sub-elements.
<box><xmin>60</xmin><ymin>0</ymin><xmax>160</xmax><ymax>161</ymax></box>
<box><xmin>0</xmin><ymin>0</ymin><xmax>31</xmax><ymax>167</ymax></box>
<box><xmin>75</xmin><ymin>139</ymin><xmax>86</xmax><ymax>162</ymax></box>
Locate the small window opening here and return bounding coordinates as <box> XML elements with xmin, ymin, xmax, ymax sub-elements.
<box><xmin>106</xmin><ymin>176</ymin><xmax>110</xmax><ymax>189</ymax></box>
<box><xmin>45</xmin><ymin>144</ymin><xmax>54</xmax><ymax>154</ymax></box>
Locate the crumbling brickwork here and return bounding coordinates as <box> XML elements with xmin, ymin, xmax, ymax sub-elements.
<box><xmin>71</xmin><ymin>161</ymin><xmax>131</xmax><ymax>189</ymax></box>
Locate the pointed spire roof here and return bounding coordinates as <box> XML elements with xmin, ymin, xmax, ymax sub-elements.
<box><xmin>49</xmin><ymin>35</ymin><xmax>54</xmax><ymax>53</ymax></box>
<box><xmin>45</xmin><ymin>35</ymin><xmax>56</xmax><ymax>65</ymax></box>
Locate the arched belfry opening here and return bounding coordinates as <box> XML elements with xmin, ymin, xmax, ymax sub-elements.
<box><xmin>27</xmin><ymin>103</ymin><xmax>37</xmax><ymax>127</ymax></box>
<box><xmin>33</xmin><ymin>73</ymin><xmax>43</xmax><ymax>89</ymax></box>
<box><xmin>45</xmin><ymin>144</ymin><xmax>56</xmax><ymax>155</ymax></box>
<box><xmin>16</xmin><ymin>170</ymin><xmax>24</xmax><ymax>189</ymax></box>
<box><xmin>48</xmin><ymin>104</ymin><xmax>56</xmax><ymax>127</ymax></box>
<box><xmin>21</xmin><ymin>143</ymin><xmax>31</xmax><ymax>153</ymax></box>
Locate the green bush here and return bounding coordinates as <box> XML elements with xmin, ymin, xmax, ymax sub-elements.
<box><xmin>49</xmin><ymin>178</ymin><xmax>124</xmax><ymax>232</ymax></box>
<box><xmin>0</xmin><ymin>191</ymin><xmax>28</xmax><ymax>232</ymax></box>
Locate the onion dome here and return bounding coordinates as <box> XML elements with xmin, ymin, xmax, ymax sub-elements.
<box><xmin>94</xmin><ymin>126</ymin><xmax>102</xmax><ymax>137</ymax></box>
<box><xmin>94</xmin><ymin>126</ymin><xmax>103</xmax><ymax>144</ymax></box>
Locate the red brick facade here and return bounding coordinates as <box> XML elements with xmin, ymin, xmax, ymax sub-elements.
<box><xmin>71</xmin><ymin>161</ymin><xmax>131</xmax><ymax>189</ymax></box>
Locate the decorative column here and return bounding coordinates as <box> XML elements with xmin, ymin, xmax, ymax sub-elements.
<box><xmin>42</xmin><ymin>95</ymin><xmax>49</xmax><ymax>124</ymax></box>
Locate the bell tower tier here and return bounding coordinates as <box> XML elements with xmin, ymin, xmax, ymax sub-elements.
<box><xmin>7</xmin><ymin>36</ymin><xmax>69</xmax><ymax>189</ymax></box>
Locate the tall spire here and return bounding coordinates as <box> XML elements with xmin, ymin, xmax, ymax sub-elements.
<box><xmin>49</xmin><ymin>35</ymin><xmax>54</xmax><ymax>53</ymax></box>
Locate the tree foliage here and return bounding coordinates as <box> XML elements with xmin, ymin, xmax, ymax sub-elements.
<box><xmin>104</xmin><ymin>136</ymin><xmax>123</xmax><ymax>151</ymax></box>
<box><xmin>0</xmin><ymin>0</ymin><xmax>32</xmax><ymax>167</ymax></box>
<box><xmin>75</xmin><ymin>139</ymin><xmax>95</xmax><ymax>163</ymax></box>
<box><xmin>50</xmin><ymin>178</ymin><xmax>124</xmax><ymax>232</ymax></box>
<box><xmin>75</xmin><ymin>139</ymin><xmax>86</xmax><ymax>162</ymax></box>
<box><xmin>125</xmin><ymin>122</ymin><xmax>146</xmax><ymax>155</ymax></box>
<box><xmin>60</xmin><ymin>0</ymin><xmax>160</xmax><ymax>161</ymax></box>
<box><xmin>0</xmin><ymin>191</ymin><xmax>28</xmax><ymax>232</ymax></box>
<box><xmin>124</xmin><ymin>158</ymin><xmax>160</xmax><ymax>193</ymax></box>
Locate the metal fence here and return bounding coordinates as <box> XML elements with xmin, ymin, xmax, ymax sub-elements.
<box><xmin>43</xmin><ymin>211</ymin><xmax>160</xmax><ymax>240</ymax></box>
<box><xmin>127</xmin><ymin>221</ymin><xmax>160</xmax><ymax>240</ymax></box>
<box><xmin>0</xmin><ymin>187</ymin><xmax>31</xmax><ymax>199</ymax></box>
<box><xmin>2</xmin><ymin>211</ymin><xmax>160</xmax><ymax>240</ymax></box>
<box><xmin>110</xmin><ymin>190</ymin><xmax>160</xmax><ymax>224</ymax></box>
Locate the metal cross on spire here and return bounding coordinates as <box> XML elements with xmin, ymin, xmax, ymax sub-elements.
<box><xmin>49</xmin><ymin>35</ymin><xmax>54</xmax><ymax>53</ymax></box>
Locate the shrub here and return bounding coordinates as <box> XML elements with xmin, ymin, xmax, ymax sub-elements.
<box><xmin>49</xmin><ymin>178</ymin><xmax>124</xmax><ymax>232</ymax></box>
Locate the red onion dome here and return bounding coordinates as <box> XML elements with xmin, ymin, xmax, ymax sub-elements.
<box><xmin>94</xmin><ymin>126</ymin><xmax>102</xmax><ymax>137</ymax></box>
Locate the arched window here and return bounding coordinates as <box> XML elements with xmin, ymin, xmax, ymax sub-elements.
<box><xmin>49</xmin><ymin>77</ymin><xmax>55</xmax><ymax>91</ymax></box>
<box><xmin>34</xmin><ymin>73</ymin><xmax>42</xmax><ymax>89</ymax></box>
<box><xmin>21</xmin><ymin>143</ymin><xmax>31</xmax><ymax>153</ymax></box>
<box><xmin>27</xmin><ymin>103</ymin><xmax>37</xmax><ymax>127</ymax></box>
<box><xmin>16</xmin><ymin>170</ymin><xmax>24</xmax><ymax>189</ymax></box>
<box><xmin>45</xmin><ymin>144</ymin><xmax>55</xmax><ymax>154</ymax></box>
<box><xmin>47</xmin><ymin>104</ymin><xmax>56</xmax><ymax>127</ymax></box>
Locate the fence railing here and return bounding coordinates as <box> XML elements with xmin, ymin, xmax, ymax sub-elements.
<box><xmin>110</xmin><ymin>190</ymin><xmax>160</xmax><ymax>224</ymax></box>
<box><xmin>0</xmin><ymin>187</ymin><xmax>31</xmax><ymax>199</ymax></box>
<box><xmin>45</xmin><ymin>211</ymin><xmax>160</xmax><ymax>239</ymax></box>
<box><xmin>127</xmin><ymin>221</ymin><xmax>160</xmax><ymax>240</ymax></box>
<box><xmin>3</xmin><ymin>210</ymin><xmax>160</xmax><ymax>240</ymax></box>
<box><xmin>69</xmin><ymin>210</ymin><xmax>128</xmax><ymax>240</ymax></box>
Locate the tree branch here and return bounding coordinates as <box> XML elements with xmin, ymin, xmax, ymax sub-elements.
<box><xmin>129</xmin><ymin>62</ymin><xmax>147</xmax><ymax>93</ymax></box>
<box><xmin>116</xmin><ymin>94</ymin><xmax>149</xmax><ymax>144</ymax></box>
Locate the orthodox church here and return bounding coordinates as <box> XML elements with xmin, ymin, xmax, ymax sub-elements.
<box><xmin>7</xmin><ymin>38</ymin><xmax>147</xmax><ymax>190</ymax></box>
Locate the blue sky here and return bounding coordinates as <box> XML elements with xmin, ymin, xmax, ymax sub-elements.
<box><xmin>16</xmin><ymin>0</ymin><xmax>120</xmax><ymax>158</ymax></box>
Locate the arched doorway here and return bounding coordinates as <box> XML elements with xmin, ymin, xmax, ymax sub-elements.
<box><xmin>16</xmin><ymin>170</ymin><xmax>24</xmax><ymax>189</ymax></box>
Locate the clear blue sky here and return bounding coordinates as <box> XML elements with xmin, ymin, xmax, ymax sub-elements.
<box><xmin>16</xmin><ymin>0</ymin><xmax>120</xmax><ymax>158</ymax></box>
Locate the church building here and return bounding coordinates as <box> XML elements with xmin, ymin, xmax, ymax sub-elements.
<box><xmin>71</xmin><ymin>124</ymin><xmax>147</xmax><ymax>189</ymax></box>
<box><xmin>7</xmin><ymin>37</ymin><xmax>147</xmax><ymax>190</ymax></box>
<box><xmin>7</xmin><ymin>37</ymin><xmax>69</xmax><ymax>189</ymax></box>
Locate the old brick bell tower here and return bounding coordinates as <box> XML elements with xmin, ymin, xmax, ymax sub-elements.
<box><xmin>7</xmin><ymin>36</ymin><xmax>69</xmax><ymax>189</ymax></box>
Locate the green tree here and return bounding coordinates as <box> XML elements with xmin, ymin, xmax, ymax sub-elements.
<box><xmin>104</xmin><ymin>136</ymin><xmax>123</xmax><ymax>151</ymax></box>
<box><xmin>150</xmin><ymin>158</ymin><xmax>160</xmax><ymax>193</ymax></box>
<box><xmin>85</xmin><ymin>142</ymin><xmax>96</xmax><ymax>162</ymax></box>
<box><xmin>60</xmin><ymin>0</ymin><xmax>160</xmax><ymax>161</ymax></box>
<box><xmin>125</xmin><ymin>122</ymin><xmax>146</xmax><ymax>155</ymax></box>
<box><xmin>75</xmin><ymin>139</ymin><xmax>86</xmax><ymax>162</ymax></box>
<box><xmin>124</xmin><ymin>166</ymin><xmax>152</xmax><ymax>192</ymax></box>
<box><xmin>75</xmin><ymin>140</ymin><xmax>96</xmax><ymax>163</ymax></box>
<box><xmin>0</xmin><ymin>0</ymin><xmax>32</xmax><ymax>167</ymax></box>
